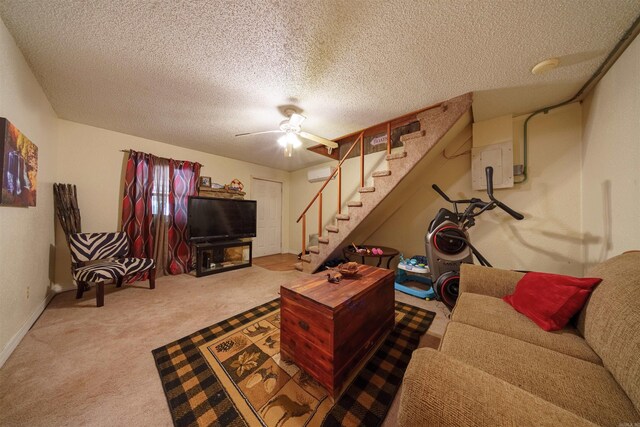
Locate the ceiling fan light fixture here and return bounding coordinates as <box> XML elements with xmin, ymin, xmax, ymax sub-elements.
<box><xmin>236</xmin><ymin>108</ymin><xmax>336</xmax><ymax>153</ymax></box>
<box><xmin>288</xmin><ymin>113</ymin><xmax>306</xmax><ymax>128</ymax></box>
<box><xmin>278</xmin><ymin>132</ymin><xmax>300</xmax><ymax>148</ymax></box>
<box><xmin>292</xmin><ymin>135</ymin><xmax>302</xmax><ymax>148</ymax></box>
<box><xmin>277</xmin><ymin>134</ymin><xmax>288</xmax><ymax>147</ymax></box>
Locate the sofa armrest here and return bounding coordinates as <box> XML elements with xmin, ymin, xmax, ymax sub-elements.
<box><xmin>398</xmin><ymin>348</ymin><xmax>596</xmax><ymax>427</ymax></box>
<box><xmin>458</xmin><ymin>263</ymin><xmax>525</xmax><ymax>298</ymax></box>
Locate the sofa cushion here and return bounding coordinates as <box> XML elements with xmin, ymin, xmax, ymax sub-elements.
<box><xmin>400</xmin><ymin>348</ymin><xmax>598</xmax><ymax>427</ymax></box>
<box><xmin>452</xmin><ymin>292</ymin><xmax>602</xmax><ymax>364</ymax></box>
<box><xmin>440</xmin><ymin>322</ymin><xmax>640</xmax><ymax>426</ymax></box>
<box><xmin>577</xmin><ymin>251</ymin><xmax>640</xmax><ymax>413</ymax></box>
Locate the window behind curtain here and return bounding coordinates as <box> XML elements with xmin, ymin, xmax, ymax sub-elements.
<box><xmin>151</xmin><ymin>159</ymin><xmax>170</xmax><ymax>216</ymax></box>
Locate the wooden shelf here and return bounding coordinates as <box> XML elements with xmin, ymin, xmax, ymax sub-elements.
<box><xmin>198</xmin><ymin>187</ymin><xmax>245</xmax><ymax>199</ymax></box>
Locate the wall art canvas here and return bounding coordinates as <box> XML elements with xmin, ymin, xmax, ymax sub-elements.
<box><xmin>0</xmin><ymin>118</ymin><xmax>38</xmax><ymax>207</ymax></box>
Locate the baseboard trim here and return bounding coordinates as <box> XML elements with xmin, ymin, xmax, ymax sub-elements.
<box><xmin>53</xmin><ymin>283</ymin><xmax>75</xmax><ymax>293</ymax></box>
<box><xmin>0</xmin><ymin>291</ymin><xmax>55</xmax><ymax>368</ymax></box>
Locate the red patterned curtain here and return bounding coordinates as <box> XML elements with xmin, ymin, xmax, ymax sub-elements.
<box><xmin>167</xmin><ymin>160</ymin><xmax>201</xmax><ymax>274</ymax></box>
<box><xmin>121</xmin><ymin>151</ymin><xmax>155</xmax><ymax>265</ymax></box>
<box><xmin>121</xmin><ymin>151</ymin><xmax>200</xmax><ymax>277</ymax></box>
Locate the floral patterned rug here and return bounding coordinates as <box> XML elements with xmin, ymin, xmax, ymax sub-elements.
<box><xmin>152</xmin><ymin>299</ymin><xmax>435</xmax><ymax>427</ymax></box>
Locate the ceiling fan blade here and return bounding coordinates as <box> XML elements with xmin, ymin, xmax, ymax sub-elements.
<box><xmin>298</xmin><ymin>131</ymin><xmax>338</xmax><ymax>148</ymax></box>
<box><xmin>288</xmin><ymin>113</ymin><xmax>306</xmax><ymax>128</ymax></box>
<box><xmin>235</xmin><ymin>130</ymin><xmax>284</xmax><ymax>137</ymax></box>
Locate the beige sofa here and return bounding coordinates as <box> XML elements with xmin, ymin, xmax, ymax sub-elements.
<box><xmin>398</xmin><ymin>252</ymin><xmax>640</xmax><ymax>426</ymax></box>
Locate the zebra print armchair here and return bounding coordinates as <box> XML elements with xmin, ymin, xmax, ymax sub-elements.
<box><xmin>69</xmin><ymin>232</ymin><xmax>156</xmax><ymax>307</ymax></box>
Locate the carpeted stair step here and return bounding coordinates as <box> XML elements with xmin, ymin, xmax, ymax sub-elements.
<box><xmin>318</xmin><ymin>236</ymin><xmax>330</xmax><ymax>244</ymax></box>
<box><xmin>294</xmin><ymin>262</ymin><xmax>303</xmax><ymax>271</ymax></box>
<box><xmin>359</xmin><ymin>187</ymin><xmax>375</xmax><ymax>193</ymax></box>
<box><xmin>301</xmin><ymin>254</ymin><xmax>311</xmax><ymax>263</ymax></box>
<box><xmin>308</xmin><ymin>245</ymin><xmax>320</xmax><ymax>254</ymax></box>
<box><xmin>400</xmin><ymin>130</ymin><xmax>426</xmax><ymax>143</ymax></box>
<box><xmin>386</xmin><ymin>152</ymin><xmax>407</xmax><ymax>161</ymax></box>
<box><xmin>347</xmin><ymin>200</ymin><xmax>363</xmax><ymax>207</ymax></box>
<box><xmin>326</xmin><ymin>225</ymin><xmax>339</xmax><ymax>233</ymax></box>
<box><xmin>372</xmin><ymin>170</ymin><xmax>391</xmax><ymax>177</ymax></box>
<box><xmin>336</xmin><ymin>214</ymin><xmax>350</xmax><ymax>221</ymax></box>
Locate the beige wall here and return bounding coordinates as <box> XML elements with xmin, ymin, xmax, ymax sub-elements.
<box><xmin>0</xmin><ymin>19</ymin><xmax>59</xmax><ymax>364</ymax></box>
<box><xmin>367</xmin><ymin>104</ymin><xmax>583</xmax><ymax>275</ymax></box>
<box><xmin>55</xmin><ymin>120</ymin><xmax>291</xmax><ymax>287</ymax></box>
<box><xmin>581</xmin><ymin>35</ymin><xmax>640</xmax><ymax>272</ymax></box>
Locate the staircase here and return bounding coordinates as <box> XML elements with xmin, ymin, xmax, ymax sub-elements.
<box><xmin>296</xmin><ymin>92</ymin><xmax>473</xmax><ymax>273</ymax></box>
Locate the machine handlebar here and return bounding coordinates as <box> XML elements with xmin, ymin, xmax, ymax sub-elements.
<box><xmin>430</xmin><ymin>167</ymin><xmax>524</xmax><ymax>221</ymax></box>
<box><xmin>485</xmin><ymin>165</ymin><xmax>495</xmax><ymax>196</ymax></box>
<box><xmin>431</xmin><ymin>184</ymin><xmax>452</xmax><ymax>203</ymax></box>
<box><xmin>484</xmin><ymin>167</ymin><xmax>524</xmax><ymax>220</ymax></box>
<box><xmin>495</xmin><ymin>200</ymin><xmax>524</xmax><ymax>220</ymax></box>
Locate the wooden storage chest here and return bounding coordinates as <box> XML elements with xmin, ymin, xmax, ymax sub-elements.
<box><xmin>280</xmin><ymin>265</ymin><xmax>395</xmax><ymax>399</ymax></box>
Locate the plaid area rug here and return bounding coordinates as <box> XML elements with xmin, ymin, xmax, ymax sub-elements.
<box><xmin>152</xmin><ymin>299</ymin><xmax>435</xmax><ymax>427</ymax></box>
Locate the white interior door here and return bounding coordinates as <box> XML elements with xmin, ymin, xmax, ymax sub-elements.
<box><xmin>252</xmin><ymin>178</ymin><xmax>282</xmax><ymax>257</ymax></box>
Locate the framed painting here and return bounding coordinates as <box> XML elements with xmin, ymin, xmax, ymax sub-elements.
<box><xmin>0</xmin><ymin>118</ymin><xmax>38</xmax><ymax>207</ymax></box>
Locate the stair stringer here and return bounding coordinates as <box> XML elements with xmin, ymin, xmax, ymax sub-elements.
<box><xmin>338</xmin><ymin>115</ymin><xmax>472</xmax><ymax>255</ymax></box>
<box><xmin>302</xmin><ymin>92</ymin><xmax>473</xmax><ymax>273</ymax></box>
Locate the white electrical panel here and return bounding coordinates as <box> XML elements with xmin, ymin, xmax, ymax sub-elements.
<box><xmin>471</xmin><ymin>141</ymin><xmax>514</xmax><ymax>190</ymax></box>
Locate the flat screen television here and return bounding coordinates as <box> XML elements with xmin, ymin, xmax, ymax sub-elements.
<box><xmin>188</xmin><ymin>197</ymin><xmax>257</xmax><ymax>241</ymax></box>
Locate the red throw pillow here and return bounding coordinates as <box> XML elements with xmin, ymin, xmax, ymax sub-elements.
<box><xmin>503</xmin><ymin>272</ymin><xmax>602</xmax><ymax>331</ymax></box>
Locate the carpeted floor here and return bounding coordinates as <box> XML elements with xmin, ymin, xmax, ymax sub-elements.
<box><xmin>0</xmin><ymin>264</ymin><xmax>449</xmax><ymax>426</ymax></box>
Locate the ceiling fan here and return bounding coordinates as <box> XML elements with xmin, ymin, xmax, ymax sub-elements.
<box><xmin>235</xmin><ymin>110</ymin><xmax>338</xmax><ymax>157</ymax></box>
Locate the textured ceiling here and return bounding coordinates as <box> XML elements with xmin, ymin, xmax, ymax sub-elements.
<box><xmin>0</xmin><ymin>1</ymin><xmax>638</xmax><ymax>171</ymax></box>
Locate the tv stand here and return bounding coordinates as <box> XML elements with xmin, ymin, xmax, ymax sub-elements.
<box><xmin>193</xmin><ymin>240</ymin><xmax>252</xmax><ymax>277</ymax></box>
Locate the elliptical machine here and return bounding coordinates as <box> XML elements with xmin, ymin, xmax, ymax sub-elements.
<box><xmin>426</xmin><ymin>167</ymin><xmax>524</xmax><ymax>309</ymax></box>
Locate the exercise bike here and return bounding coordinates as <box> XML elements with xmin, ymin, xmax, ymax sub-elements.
<box><xmin>425</xmin><ymin>166</ymin><xmax>524</xmax><ymax>309</ymax></box>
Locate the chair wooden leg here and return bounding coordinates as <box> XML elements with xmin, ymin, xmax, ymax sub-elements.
<box><xmin>116</xmin><ymin>277</ymin><xmax>123</xmax><ymax>288</ymax></box>
<box><xmin>149</xmin><ymin>268</ymin><xmax>156</xmax><ymax>289</ymax></box>
<box><xmin>96</xmin><ymin>283</ymin><xmax>105</xmax><ymax>307</ymax></box>
<box><xmin>76</xmin><ymin>282</ymin><xmax>86</xmax><ymax>299</ymax></box>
